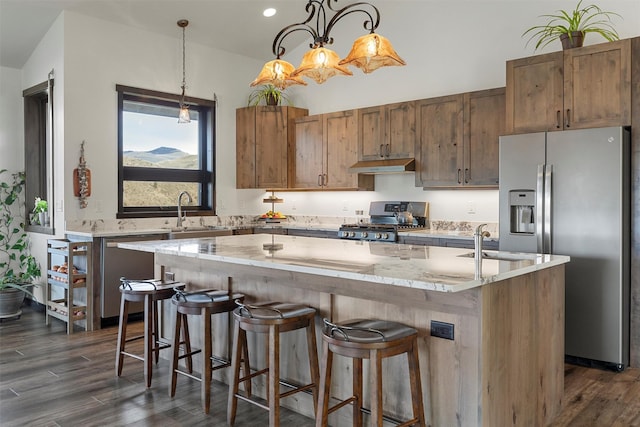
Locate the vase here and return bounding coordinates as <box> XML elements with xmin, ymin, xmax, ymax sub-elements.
<box><xmin>38</xmin><ymin>212</ymin><xmax>49</xmax><ymax>226</ymax></box>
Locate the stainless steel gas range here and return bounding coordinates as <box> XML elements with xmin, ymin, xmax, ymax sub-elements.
<box><xmin>339</xmin><ymin>201</ymin><xmax>429</xmax><ymax>242</ymax></box>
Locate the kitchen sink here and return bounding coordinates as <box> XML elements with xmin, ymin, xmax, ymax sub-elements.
<box><xmin>457</xmin><ymin>251</ymin><xmax>537</xmax><ymax>262</ymax></box>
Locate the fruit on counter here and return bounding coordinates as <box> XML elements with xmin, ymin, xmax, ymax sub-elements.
<box><xmin>260</xmin><ymin>210</ymin><xmax>286</xmax><ymax>219</ymax></box>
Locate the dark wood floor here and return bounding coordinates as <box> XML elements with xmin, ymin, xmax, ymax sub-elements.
<box><xmin>1</xmin><ymin>305</ymin><xmax>639</xmax><ymax>427</ymax></box>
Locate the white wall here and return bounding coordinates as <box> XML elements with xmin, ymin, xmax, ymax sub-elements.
<box><xmin>61</xmin><ymin>11</ymin><xmax>258</xmax><ymax>222</ymax></box>
<box><xmin>0</xmin><ymin>66</ymin><xmax>24</xmax><ymax>173</ymax></box>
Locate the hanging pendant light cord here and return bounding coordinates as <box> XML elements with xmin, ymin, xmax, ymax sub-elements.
<box><xmin>181</xmin><ymin>23</ymin><xmax>186</xmax><ymax>97</ymax></box>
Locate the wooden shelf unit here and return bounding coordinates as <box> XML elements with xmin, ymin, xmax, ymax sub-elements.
<box><xmin>46</xmin><ymin>239</ymin><xmax>92</xmax><ymax>334</ymax></box>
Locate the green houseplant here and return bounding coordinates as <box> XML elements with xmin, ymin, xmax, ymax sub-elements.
<box><xmin>1</xmin><ymin>169</ymin><xmax>42</xmax><ymax>318</ymax></box>
<box><xmin>248</xmin><ymin>84</ymin><xmax>290</xmax><ymax>106</ymax></box>
<box><xmin>33</xmin><ymin>196</ymin><xmax>48</xmax><ymax>225</ymax></box>
<box><xmin>522</xmin><ymin>0</ymin><xmax>621</xmax><ymax>51</ymax></box>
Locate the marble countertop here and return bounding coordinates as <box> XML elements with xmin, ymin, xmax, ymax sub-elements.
<box><xmin>117</xmin><ymin>234</ymin><xmax>567</xmax><ymax>293</ymax></box>
<box><xmin>65</xmin><ymin>220</ymin><xmax>498</xmax><ymax>240</ymax></box>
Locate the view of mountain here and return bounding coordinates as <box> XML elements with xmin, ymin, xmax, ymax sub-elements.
<box><xmin>123</xmin><ymin>146</ymin><xmax>198</xmax><ymax>169</ymax></box>
<box><xmin>122</xmin><ymin>147</ymin><xmax>199</xmax><ymax>207</ymax></box>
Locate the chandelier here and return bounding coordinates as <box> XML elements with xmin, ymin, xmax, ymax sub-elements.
<box><xmin>251</xmin><ymin>0</ymin><xmax>405</xmax><ymax>89</ymax></box>
<box><xmin>177</xmin><ymin>19</ymin><xmax>190</xmax><ymax>123</ymax></box>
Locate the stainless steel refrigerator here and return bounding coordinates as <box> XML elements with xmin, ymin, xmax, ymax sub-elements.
<box><xmin>499</xmin><ymin>126</ymin><xmax>631</xmax><ymax>371</ymax></box>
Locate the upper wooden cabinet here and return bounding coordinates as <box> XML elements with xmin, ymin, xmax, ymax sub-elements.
<box><xmin>415</xmin><ymin>87</ymin><xmax>505</xmax><ymax>188</ymax></box>
<box><xmin>506</xmin><ymin>38</ymin><xmax>632</xmax><ymax>133</ymax></box>
<box><xmin>236</xmin><ymin>106</ymin><xmax>308</xmax><ymax>189</ymax></box>
<box><xmin>358</xmin><ymin>101</ymin><xmax>415</xmax><ymax>160</ymax></box>
<box><xmin>292</xmin><ymin>111</ymin><xmax>374</xmax><ymax>190</ymax></box>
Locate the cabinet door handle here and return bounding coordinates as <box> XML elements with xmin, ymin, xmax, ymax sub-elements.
<box><xmin>457</xmin><ymin>169</ymin><xmax>462</xmax><ymax>184</ymax></box>
<box><xmin>379</xmin><ymin>144</ymin><xmax>384</xmax><ymax>157</ymax></box>
<box><xmin>317</xmin><ymin>174</ymin><xmax>322</xmax><ymax>186</ymax></box>
<box><xmin>556</xmin><ymin>110</ymin><xmax>561</xmax><ymax>129</ymax></box>
<box><xmin>323</xmin><ymin>174</ymin><xmax>328</xmax><ymax>187</ymax></box>
<box><xmin>464</xmin><ymin>168</ymin><xmax>470</xmax><ymax>184</ymax></box>
<box><xmin>565</xmin><ymin>109</ymin><xmax>571</xmax><ymax>128</ymax></box>
<box><xmin>385</xmin><ymin>144</ymin><xmax>390</xmax><ymax>157</ymax></box>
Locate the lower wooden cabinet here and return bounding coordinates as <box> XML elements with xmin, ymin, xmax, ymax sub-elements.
<box><xmin>415</xmin><ymin>87</ymin><xmax>504</xmax><ymax>188</ymax></box>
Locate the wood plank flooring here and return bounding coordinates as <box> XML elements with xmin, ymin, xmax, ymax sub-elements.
<box><xmin>1</xmin><ymin>305</ymin><xmax>639</xmax><ymax>426</ymax></box>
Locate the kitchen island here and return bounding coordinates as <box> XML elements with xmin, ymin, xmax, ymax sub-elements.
<box><xmin>118</xmin><ymin>234</ymin><xmax>569</xmax><ymax>426</ymax></box>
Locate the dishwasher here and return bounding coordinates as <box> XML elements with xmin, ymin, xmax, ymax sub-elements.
<box><xmin>101</xmin><ymin>234</ymin><xmax>165</xmax><ymax>323</ymax></box>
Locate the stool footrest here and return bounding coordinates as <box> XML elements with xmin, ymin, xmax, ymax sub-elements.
<box><xmin>396</xmin><ymin>418</ymin><xmax>419</xmax><ymax>427</ymax></box>
<box><xmin>234</xmin><ymin>392</ymin><xmax>270</xmax><ymax>411</ymax></box>
<box><xmin>327</xmin><ymin>396</ymin><xmax>358</xmax><ymax>415</ymax></box>
<box><xmin>239</xmin><ymin>367</ymin><xmax>268</xmax><ymax>383</ymax></box>
<box><xmin>120</xmin><ymin>351</ymin><xmax>144</xmax><ymax>362</ymax></box>
<box><xmin>280</xmin><ymin>382</ymin><xmax>315</xmax><ymax>399</ymax></box>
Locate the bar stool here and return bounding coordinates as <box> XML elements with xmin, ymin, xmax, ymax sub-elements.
<box><xmin>316</xmin><ymin>318</ymin><xmax>426</xmax><ymax>427</ymax></box>
<box><xmin>227</xmin><ymin>301</ymin><xmax>320</xmax><ymax>427</ymax></box>
<box><xmin>115</xmin><ymin>278</ymin><xmax>186</xmax><ymax>388</ymax></box>
<box><xmin>169</xmin><ymin>288</ymin><xmax>246</xmax><ymax>414</ymax></box>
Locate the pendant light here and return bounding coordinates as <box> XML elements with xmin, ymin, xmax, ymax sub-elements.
<box><xmin>177</xmin><ymin>19</ymin><xmax>190</xmax><ymax>123</ymax></box>
<box><xmin>251</xmin><ymin>0</ymin><xmax>405</xmax><ymax>88</ymax></box>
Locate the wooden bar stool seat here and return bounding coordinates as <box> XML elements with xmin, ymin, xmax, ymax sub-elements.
<box><xmin>115</xmin><ymin>278</ymin><xmax>186</xmax><ymax>388</ymax></box>
<box><xmin>316</xmin><ymin>318</ymin><xmax>426</xmax><ymax>427</ymax></box>
<box><xmin>227</xmin><ymin>301</ymin><xmax>320</xmax><ymax>427</ymax></box>
<box><xmin>169</xmin><ymin>288</ymin><xmax>246</xmax><ymax>414</ymax></box>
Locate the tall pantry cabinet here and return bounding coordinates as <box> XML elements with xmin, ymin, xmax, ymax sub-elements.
<box><xmin>505</xmin><ymin>37</ymin><xmax>640</xmax><ymax>368</ymax></box>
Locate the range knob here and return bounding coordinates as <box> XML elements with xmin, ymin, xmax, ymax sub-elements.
<box><xmin>349</xmin><ymin>231</ymin><xmax>356</xmax><ymax>238</ymax></box>
<box><xmin>382</xmin><ymin>233</ymin><xmax>389</xmax><ymax>240</ymax></box>
<box><xmin>375</xmin><ymin>233</ymin><xmax>382</xmax><ymax>239</ymax></box>
<box><xmin>361</xmin><ymin>231</ymin><xmax>368</xmax><ymax>238</ymax></box>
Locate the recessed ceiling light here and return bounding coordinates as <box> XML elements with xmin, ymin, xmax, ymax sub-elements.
<box><xmin>263</xmin><ymin>8</ymin><xmax>277</xmax><ymax>17</ymax></box>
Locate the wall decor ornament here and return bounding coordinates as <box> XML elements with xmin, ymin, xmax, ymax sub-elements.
<box><xmin>73</xmin><ymin>140</ymin><xmax>91</xmax><ymax>208</ymax></box>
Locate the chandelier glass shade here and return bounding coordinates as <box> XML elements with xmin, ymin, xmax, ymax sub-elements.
<box><xmin>177</xmin><ymin>19</ymin><xmax>191</xmax><ymax>123</ymax></box>
<box><xmin>251</xmin><ymin>59</ymin><xmax>308</xmax><ymax>88</ymax></box>
<box><xmin>252</xmin><ymin>0</ymin><xmax>405</xmax><ymax>88</ymax></box>
<box><xmin>290</xmin><ymin>47</ymin><xmax>352</xmax><ymax>84</ymax></box>
<box><xmin>339</xmin><ymin>33</ymin><xmax>406</xmax><ymax>73</ymax></box>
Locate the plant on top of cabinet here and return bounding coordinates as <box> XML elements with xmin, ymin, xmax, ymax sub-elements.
<box><xmin>248</xmin><ymin>84</ymin><xmax>290</xmax><ymax>106</ymax></box>
<box><xmin>505</xmin><ymin>38</ymin><xmax>632</xmax><ymax>134</ymax></box>
<box><xmin>522</xmin><ymin>0</ymin><xmax>621</xmax><ymax>51</ymax></box>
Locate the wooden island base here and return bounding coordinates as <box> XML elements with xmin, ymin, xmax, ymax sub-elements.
<box><xmin>153</xmin><ymin>252</ymin><xmax>564</xmax><ymax>427</ymax></box>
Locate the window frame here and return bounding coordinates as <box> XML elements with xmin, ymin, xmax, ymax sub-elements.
<box><xmin>23</xmin><ymin>78</ymin><xmax>54</xmax><ymax>235</ymax></box>
<box><xmin>116</xmin><ymin>85</ymin><xmax>216</xmax><ymax>218</ymax></box>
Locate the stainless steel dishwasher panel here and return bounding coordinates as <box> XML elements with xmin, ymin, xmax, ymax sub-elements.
<box><xmin>101</xmin><ymin>235</ymin><xmax>163</xmax><ymax>319</ymax></box>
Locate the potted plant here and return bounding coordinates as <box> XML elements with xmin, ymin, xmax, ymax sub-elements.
<box><xmin>522</xmin><ymin>0</ymin><xmax>621</xmax><ymax>51</ymax></box>
<box><xmin>0</xmin><ymin>169</ymin><xmax>42</xmax><ymax>318</ymax></box>
<box><xmin>33</xmin><ymin>196</ymin><xmax>48</xmax><ymax>225</ymax></box>
<box><xmin>248</xmin><ymin>84</ymin><xmax>290</xmax><ymax>106</ymax></box>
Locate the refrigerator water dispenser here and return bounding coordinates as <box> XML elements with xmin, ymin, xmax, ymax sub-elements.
<box><xmin>509</xmin><ymin>190</ymin><xmax>535</xmax><ymax>234</ymax></box>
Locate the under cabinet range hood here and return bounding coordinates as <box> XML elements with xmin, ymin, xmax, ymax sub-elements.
<box><xmin>348</xmin><ymin>158</ymin><xmax>415</xmax><ymax>174</ymax></box>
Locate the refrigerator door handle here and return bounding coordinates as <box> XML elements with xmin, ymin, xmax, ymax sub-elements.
<box><xmin>544</xmin><ymin>164</ymin><xmax>553</xmax><ymax>253</ymax></box>
<box><xmin>536</xmin><ymin>164</ymin><xmax>545</xmax><ymax>252</ymax></box>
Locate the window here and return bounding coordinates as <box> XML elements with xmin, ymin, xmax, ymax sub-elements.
<box><xmin>23</xmin><ymin>76</ymin><xmax>54</xmax><ymax>234</ymax></box>
<box><xmin>116</xmin><ymin>85</ymin><xmax>216</xmax><ymax>218</ymax></box>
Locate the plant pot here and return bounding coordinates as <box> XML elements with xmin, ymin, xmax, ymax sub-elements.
<box><xmin>38</xmin><ymin>212</ymin><xmax>49</xmax><ymax>226</ymax></box>
<box><xmin>560</xmin><ymin>31</ymin><xmax>585</xmax><ymax>50</ymax></box>
<box><xmin>265</xmin><ymin>93</ymin><xmax>278</xmax><ymax>106</ymax></box>
<box><xmin>0</xmin><ymin>288</ymin><xmax>26</xmax><ymax>318</ymax></box>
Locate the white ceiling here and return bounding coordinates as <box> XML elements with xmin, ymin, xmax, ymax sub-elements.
<box><xmin>0</xmin><ymin>0</ymin><xmax>342</xmax><ymax>69</ymax></box>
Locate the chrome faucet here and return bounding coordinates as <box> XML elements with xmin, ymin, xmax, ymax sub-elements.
<box><xmin>474</xmin><ymin>224</ymin><xmax>491</xmax><ymax>279</ymax></box>
<box><xmin>177</xmin><ymin>191</ymin><xmax>192</xmax><ymax>228</ymax></box>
